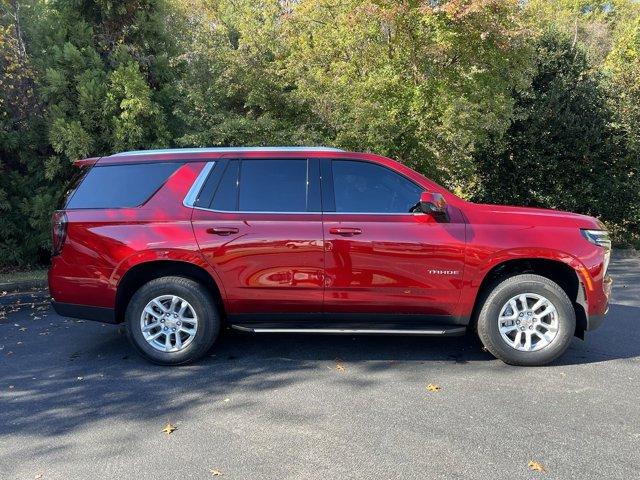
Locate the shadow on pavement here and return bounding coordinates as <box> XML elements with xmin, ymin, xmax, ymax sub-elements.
<box><xmin>2</xmin><ymin>298</ymin><xmax>640</xmax><ymax>443</ymax></box>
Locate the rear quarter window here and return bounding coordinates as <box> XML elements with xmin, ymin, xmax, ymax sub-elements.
<box><xmin>66</xmin><ymin>162</ymin><xmax>182</xmax><ymax>209</ymax></box>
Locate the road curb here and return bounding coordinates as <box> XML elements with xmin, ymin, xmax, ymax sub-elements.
<box><xmin>0</xmin><ymin>278</ymin><xmax>47</xmax><ymax>293</ymax></box>
<box><xmin>613</xmin><ymin>248</ymin><xmax>639</xmax><ymax>259</ymax></box>
<box><xmin>0</xmin><ymin>287</ymin><xmax>50</xmax><ymax>307</ymax></box>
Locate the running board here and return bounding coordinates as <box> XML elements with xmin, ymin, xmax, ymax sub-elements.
<box><xmin>230</xmin><ymin>324</ymin><xmax>466</xmax><ymax>336</ymax></box>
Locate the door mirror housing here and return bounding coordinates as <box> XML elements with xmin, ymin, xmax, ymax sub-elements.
<box><xmin>416</xmin><ymin>191</ymin><xmax>448</xmax><ymax>221</ymax></box>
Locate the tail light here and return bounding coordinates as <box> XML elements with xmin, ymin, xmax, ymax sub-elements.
<box><xmin>52</xmin><ymin>210</ymin><xmax>68</xmax><ymax>256</ymax></box>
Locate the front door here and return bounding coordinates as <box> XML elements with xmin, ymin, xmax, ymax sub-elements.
<box><xmin>321</xmin><ymin>159</ymin><xmax>466</xmax><ymax>321</ymax></box>
<box><xmin>192</xmin><ymin>158</ymin><xmax>324</xmax><ymax>316</ymax></box>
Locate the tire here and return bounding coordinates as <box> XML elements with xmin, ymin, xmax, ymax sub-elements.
<box><xmin>476</xmin><ymin>274</ymin><xmax>575</xmax><ymax>366</ymax></box>
<box><xmin>125</xmin><ymin>276</ymin><xmax>220</xmax><ymax>365</ymax></box>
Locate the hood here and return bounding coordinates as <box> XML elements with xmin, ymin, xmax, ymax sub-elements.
<box><xmin>465</xmin><ymin>202</ymin><xmax>602</xmax><ymax>230</ymax></box>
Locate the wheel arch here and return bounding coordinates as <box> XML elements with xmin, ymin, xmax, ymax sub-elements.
<box><xmin>114</xmin><ymin>260</ymin><xmax>225</xmax><ymax>324</ymax></box>
<box><xmin>470</xmin><ymin>257</ymin><xmax>588</xmax><ymax>338</ymax></box>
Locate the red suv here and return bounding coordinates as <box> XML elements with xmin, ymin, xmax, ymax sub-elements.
<box><xmin>49</xmin><ymin>147</ymin><xmax>612</xmax><ymax>366</ymax></box>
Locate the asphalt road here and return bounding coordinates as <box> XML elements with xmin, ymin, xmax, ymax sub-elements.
<box><xmin>1</xmin><ymin>256</ymin><xmax>639</xmax><ymax>480</ymax></box>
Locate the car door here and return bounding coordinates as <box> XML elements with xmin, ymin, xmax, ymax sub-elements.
<box><xmin>321</xmin><ymin>159</ymin><xmax>466</xmax><ymax>321</ymax></box>
<box><xmin>191</xmin><ymin>158</ymin><xmax>324</xmax><ymax>317</ymax></box>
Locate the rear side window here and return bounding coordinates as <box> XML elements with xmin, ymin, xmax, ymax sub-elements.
<box><xmin>205</xmin><ymin>159</ymin><xmax>319</xmax><ymax>212</ymax></box>
<box><xmin>66</xmin><ymin>162</ymin><xmax>182</xmax><ymax>209</ymax></box>
<box><xmin>211</xmin><ymin>161</ymin><xmax>240</xmax><ymax>211</ymax></box>
<box><xmin>57</xmin><ymin>165</ymin><xmax>90</xmax><ymax>209</ymax></box>
<box><xmin>239</xmin><ymin>159</ymin><xmax>308</xmax><ymax>212</ymax></box>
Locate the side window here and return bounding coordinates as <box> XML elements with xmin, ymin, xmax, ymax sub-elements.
<box><xmin>210</xmin><ymin>161</ymin><xmax>239</xmax><ymax>211</ymax></box>
<box><xmin>238</xmin><ymin>159</ymin><xmax>310</xmax><ymax>212</ymax></box>
<box><xmin>66</xmin><ymin>162</ymin><xmax>182</xmax><ymax>209</ymax></box>
<box><xmin>331</xmin><ymin>160</ymin><xmax>423</xmax><ymax>213</ymax></box>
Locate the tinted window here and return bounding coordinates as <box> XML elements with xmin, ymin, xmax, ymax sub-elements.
<box><xmin>239</xmin><ymin>159</ymin><xmax>309</xmax><ymax>212</ymax></box>
<box><xmin>331</xmin><ymin>160</ymin><xmax>423</xmax><ymax>213</ymax></box>
<box><xmin>66</xmin><ymin>162</ymin><xmax>182</xmax><ymax>209</ymax></box>
<box><xmin>210</xmin><ymin>161</ymin><xmax>239</xmax><ymax>211</ymax></box>
<box><xmin>57</xmin><ymin>165</ymin><xmax>90</xmax><ymax>209</ymax></box>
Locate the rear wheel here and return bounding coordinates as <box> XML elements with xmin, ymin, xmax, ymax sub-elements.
<box><xmin>476</xmin><ymin>274</ymin><xmax>575</xmax><ymax>366</ymax></box>
<box><xmin>125</xmin><ymin>276</ymin><xmax>220</xmax><ymax>365</ymax></box>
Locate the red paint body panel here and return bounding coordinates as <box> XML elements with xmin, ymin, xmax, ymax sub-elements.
<box><xmin>49</xmin><ymin>149</ymin><xmax>611</xmax><ymax>330</ymax></box>
<box><xmin>49</xmin><ymin>162</ymin><xmax>206</xmax><ymax>307</ymax></box>
<box><xmin>322</xmin><ymin>210</ymin><xmax>466</xmax><ymax>318</ymax></box>
<box><xmin>192</xmin><ymin>210</ymin><xmax>325</xmax><ymax>314</ymax></box>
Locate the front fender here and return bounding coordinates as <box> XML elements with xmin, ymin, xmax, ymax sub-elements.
<box><xmin>456</xmin><ymin>246</ymin><xmax>590</xmax><ymax>320</ymax></box>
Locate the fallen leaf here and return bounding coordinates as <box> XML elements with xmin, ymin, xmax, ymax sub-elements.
<box><xmin>210</xmin><ymin>469</ymin><xmax>223</xmax><ymax>476</ymax></box>
<box><xmin>336</xmin><ymin>363</ymin><xmax>345</xmax><ymax>372</ymax></box>
<box><xmin>18</xmin><ymin>327</ymin><xmax>27</xmax><ymax>332</ymax></box>
<box><xmin>162</xmin><ymin>423</ymin><xmax>177</xmax><ymax>435</ymax></box>
<box><xmin>528</xmin><ymin>461</ymin><xmax>547</xmax><ymax>473</ymax></box>
<box><xmin>426</xmin><ymin>383</ymin><xmax>441</xmax><ymax>392</ymax></box>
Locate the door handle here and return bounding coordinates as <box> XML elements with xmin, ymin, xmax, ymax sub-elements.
<box><xmin>206</xmin><ymin>227</ymin><xmax>239</xmax><ymax>236</ymax></box>
<box><xmin>329</xmin><ymin>227</ymin><xmax>362</xmax><ymax>236</ymax></box>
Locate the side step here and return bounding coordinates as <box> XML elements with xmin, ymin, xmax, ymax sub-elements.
<box><xmin>230</xmin><ymin>323</ymin><xmax>466</xmax><ymax>336</ymax></box>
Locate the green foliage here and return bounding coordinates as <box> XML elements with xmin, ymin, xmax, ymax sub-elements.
<box><xmin>279</xmin><ymin>0</ymin><xmax>532</xmax><ymax>190</ymax></box>
<box><xmin>1</xmin><ymin>0</ymin><xmax>177</xmax><ymax>267</ymax></box>
<box><xmin>473</xmin><ymin>31</ymin><xmax>636</xmax><ymax>222</ymax></box>
<box><xmin>1</xmin><ymin>0</ymin><xmax>640</xmax><ymax>268</ymax></box>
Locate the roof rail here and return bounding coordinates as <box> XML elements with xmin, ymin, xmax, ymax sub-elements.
<box><xmin>113</xmin><ymin>146</ymin><xmax>345</xmax><ymax>157</ymax></box>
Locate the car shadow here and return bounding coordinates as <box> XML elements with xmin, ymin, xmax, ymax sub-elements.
<box><xmin>2</xmin><ymin>298</ymin><xmax>640</xmax><ymax>447</ymax></box>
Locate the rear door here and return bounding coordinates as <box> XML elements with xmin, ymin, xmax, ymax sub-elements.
<box><xmin>321</xmin><ymin>159</ymin><xmax>466</xmax><ymax>321</ymax></box>
<box><xmin>191</xmin><ymin>158</ymin><xmax>325</xmax><ymax>316</ymax></box>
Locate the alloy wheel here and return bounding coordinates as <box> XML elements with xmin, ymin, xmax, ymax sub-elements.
<box><xmin>497</xmin><ymin>293</ymin><xmax>559</xmax><ymax>352</ymax></box>
<box><xmin>140</xmin><ymin>295</ymin><xmax>198</xmax><ymax>352</ymax></box>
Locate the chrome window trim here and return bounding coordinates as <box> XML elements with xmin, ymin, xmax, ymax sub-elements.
<box><xmin>183</xmin><ymin>161</ymin><xmax>216</xmax><ymax>208</ymax></box>
<box><xmin>190</xmin><ymin>205</ymin><xmax>421</xmax><ymax>216</ymax></box>
<box><xmin>191</xmin><ymin>206</ymin><xmax>323</xmax><ymax>215</ymax></box>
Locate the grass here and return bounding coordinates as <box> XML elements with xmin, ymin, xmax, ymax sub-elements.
<box><xmin>0</xmin><ymin>269</ymin><xmax>47</xmax><ymax>284</ymax></box>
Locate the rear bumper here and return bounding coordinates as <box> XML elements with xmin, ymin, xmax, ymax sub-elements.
<box><xmin>52</xmin><ymin>301</ymin><xmax>117</xmax><ymax>324</ymax></box>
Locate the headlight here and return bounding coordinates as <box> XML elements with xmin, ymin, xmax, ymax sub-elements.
<box><xmin>581</xmin><ymin>229</ymin><xmax>612</xmax><ymax>274</ymax></box>
<box><xmin>581</xmin><ymin>229</ymin><xmax>611</xmax><ymax>248</ymax></box>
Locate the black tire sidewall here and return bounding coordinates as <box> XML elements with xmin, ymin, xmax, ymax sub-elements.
<box><xmin>125</xmin><ymin>277</ymin><xmax>219</xmax><ymax>365</ymax></box>
<box><xmin>478</xmin><ymin>276</ymin><xmax>575</xmax><ymax>366</ymax></box>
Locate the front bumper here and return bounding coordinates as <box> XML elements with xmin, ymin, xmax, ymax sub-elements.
<box><xmin>585</xmin><ymin>275</ymin><xmax>612</xmax><ymax>331</ymax></box>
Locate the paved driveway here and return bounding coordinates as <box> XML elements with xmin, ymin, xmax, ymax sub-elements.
<box><xmin>1</xmin><ymin>256</ymin><xmax>639</xmax><ymax>479</ymax></box>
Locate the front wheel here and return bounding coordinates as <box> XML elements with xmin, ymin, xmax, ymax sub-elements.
<box><xmin>476</xmin><ymin>274</ymin><xmax>576</xmax><ymax>366</ymax></box>
<box><xmin>125</xmin><ymin>276</ymin><xmax>220</xmax><ymax>365</ymax></box>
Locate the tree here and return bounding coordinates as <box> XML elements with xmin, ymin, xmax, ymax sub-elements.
<box><xmin>170</xmin><ymin>0</ymin><xmax>325</xmax><ymax>148</ymax></box>
<box><xmin>604</xmin><ymin>13</ymin><xmax>640</xmax><ymax>243</ymax></box>
<box><xmin>472</xmin><ymin>31</ymin><xmax>636</xmax><ymax>232</ymax></box>
<box><xmin>0</xmin><ymin>0</ymin><xmax>178</xmax><ymax>267</ymax></box>
<box><xmin>280</xmin><ymin>0</ymin><xmax>532</xmax><ymax>192</ymax></box>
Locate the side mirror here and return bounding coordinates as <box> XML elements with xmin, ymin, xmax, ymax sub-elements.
<box><xmin>417</xmin><ymin>191</ymin><xmax>448</xmax><ymax>221</ymax></box>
